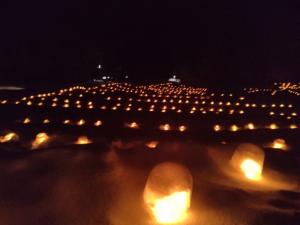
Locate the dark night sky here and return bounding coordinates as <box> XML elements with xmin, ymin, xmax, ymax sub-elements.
<box><xmin>0</xmin><ymin>0</ymin><xmax>300</xmax><ymax>86</ymax></box>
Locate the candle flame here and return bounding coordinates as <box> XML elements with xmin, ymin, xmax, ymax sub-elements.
<box><xmin>240</xmin><ymin>159</ymin><xmax>262</xmax><ymax>181</ymax></box>
<box><xmin>150</xmin><ymin>191</ymin><xmax>190</xmax><ymax>224</ymax></box>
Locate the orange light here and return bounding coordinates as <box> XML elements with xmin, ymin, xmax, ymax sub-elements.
<box><xmin>0</xmin><ymin>132</ymin><xmax>19</xmax><ymax>143</ymax></box>
<box><xmin>31</xmin><ymin>132</ymin><xmax>50</xmax><ymax>149</ymax></box>
<box><xmin>75</xmin><ymin>136</ymin><xmax>92</xmax><ymax>145</ymax></box>
<box><xmin>159</xmin><ymin>124</ymin><xmax>171</xmax><ymax>131</ymax></box>
<box><xmin>23</xmin><ymin>118</ymin><xmax>31</xmax><ymax>124</ymax></box>
<box><xmin>178</xmin><ymin>125</ymin><xmax>187</xmax><ymax>132</ymax></box>
<box><xmin>63</xmin><ymin>119</ymin><xmax>71</xmax><ymax>124</ymax></box>
<box><xmin>146</xmin><ymin>141</ymin><xmax>159</xmax><ymax>149</ymax></box>
<box><xmin>231</xmin><ymin>143</ymin><xmax>264</xmax><ymax>181</ymax></box>
<box><xmin>272</xmin><ymin>138</ymin><xmax>287</xmax><ymax>150</ymax></box>
<box><xmin>245</xmin><ymin>123</ymin><xmax>255</xmax><ymax>130</ymax></box>
<box><xmin>144</xmin><ymin>163</ymin><xmax>193</xmax><ymax>224</ymax></box>
<box><xmin>213</xmin><ymin>125</ymin><xmax>222</xmax><ymax>132</ymax></box>
<box><xmin>269</xmin><ymin>123</ymin><xmax>278</xmax><ymax>130</ymax></box>
<box><xmin>94</xmin><ymin>120</ymin><xmax>102</xmax><ymax>126</ymax></box>
<box><xmin>125</xmin><ymin>122</ymin><xmax>139</xmax><ymax>129</ymax></box>
<box><xmin>240</xmin><ymin>159</ymin><xmax>262</xmax><ymax>180</ymax></box>
<box><xmin>77</xmin><ymin>119</ymin><xmax>85</xmax><ymax>126</ymax></box>
<box><xmin>230</xmin><ymin>125</ymin><xmax>239</xmax><ymax>132</ymax></box>
<box><xmin>43</xmin><ymin>119</ymin><xmax>50</xmax><ymax>124</ymax></box>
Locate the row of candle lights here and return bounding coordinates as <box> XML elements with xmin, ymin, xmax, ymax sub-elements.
<box><xmin>1</xmin><ymin>100</ymin><xmax>297</xmax><ymax>120</ymax></box>
<box><xmin>19</xmin><ymin>117</ymin><xmax>299</xmax><ymax>132</ymax></box>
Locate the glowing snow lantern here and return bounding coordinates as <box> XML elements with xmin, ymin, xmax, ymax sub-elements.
<box><xmin>75</xmin><ymin>136</ymin><xmax>92</xmax><ymax>145</ymax></box>
<box><xmin>269</xmin><ymin>123</ymin><xmax>278</xmax><ymax>130</ymax></box>
<box><xmin>231</xmin><ymin>143</ymin><xmax>264</xmax><ymax>181</ymax></box>
<box><xmin>230</xmin><ymin>124</ymin><xmax>239</xmax><ymax>132</ymax></box>
<box><xmin>77</xmin><ymin>119</ymin><xmax>85</xmax><ymax>126</ymax></box>
<box><xmin>144</xmin><ymin>162</ymin><xmax>193</xmax><ymax>224</ymax></box>
<box><xmin>178</xmin><ymin>125</ymin><xmax>187</xmax><ymax>132</ymax></box>
<box><xmin>43</xmin><ymin>119</ymin><xmax>50</xmax><ymax>124</ymax></box>
<box><xmin>146</xmin><ymin>141</ymin><xmax>159</xmax><ymax>149</ymax></box>
<box><xmin>23</xmin><ymin>118</ymin><xmax>31</xmax><ymax>124</ymax></box>
<box><xmin>213</xmin><ymin>124</ymin><xmax>222</xmax><ymax>132</ymax></box>
<box><xmin>63</xmin><ymin>119</ymin><xmax>71</xmax><ymax>125</ymax></box>
<box><xmin>159</xmin><ymin>124</ymin><xmax>171</xmax><ymax>131</ymax></box>
<box><xmin>289</xmin><ymin>124</ymin><xmax>298</xmax><ymax>129</ymax></box>
<box><xmin>0</xmin><ymin>132</ymin><xmax>19</xmax><ymax>143</ymax></box>
<box><xmin>94</xmin><ymin>120</ymin><xmax>102</xmax><ymax>126</ymax></box>
<box><xmin>125</xmin><ymin>122</ymin><xmax>139</xmax><ymax>129</ymax></box>
<box><xmin>272</xmin><ymin>138</ymin><xmax>287</xmax><ymax>150</ymax></box>
<box><xmin>245</xmin><ymin>123</ymin><xmax>255</xmax><ymax>130</ymax></box>
<box><xmin>31</xmin><ymin>132</ymin><xmax>50</xmax><ymax>149</ymax></box>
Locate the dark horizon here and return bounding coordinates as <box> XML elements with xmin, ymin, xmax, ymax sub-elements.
<box><xmin>1</xmin><ymin>0</ymin><xmax>300</xmax><ymax>86</ymax></box>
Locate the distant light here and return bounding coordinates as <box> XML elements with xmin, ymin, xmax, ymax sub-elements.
<box><xmin>230</xmin><ymin>125</ymin><xmax>239</xmax><ymax>132</ymax></box>
<box><xmin>63</xmin><ymin>119</ymin><xmax>71</xmax><ymax>125</ymax></box>
<box><xmin>75</xmin><ymin>136</ymin><xmax>92</xmax><ymax>145</ymax></box>
<box><xmin>94</xmin><ymin>120</ymin><xmax>102</xmax><ymax>126</ymax></box>
<box><xmin>23</xmin><ymin>118</ymin><xmax>31</xmax><ymax>124</ymax></box>
<box><xmin>272</xmin><ymin>138</ymin><xmax>288</xmax><ymax>150</ymax></box>
<box><xmin>146</xmin><ymin>141</ymin><xmax>159</xmax><ymax>149</ymax></box>
<box><xmin>77</xmin><ymin>119</ymin><xmax>85</xmax><ymax>126</ymax></box>
<box><xmin>0</xmin><ymin>132</ymin><xmax>19</xmax><ymax>143</ymax></box>
<box><xmin>43</xmin><ymin>119</ymin><xmax>50</xmax><ymax>124</ymax></box>
<box><xmin>31</xmin><ymin>132</ymin><xmax>50</xmax><ymax>149</ymax></box>
<box><xmin>178</xmin><ymin>125</ymin><xmax>187</xmax><ymax>132</ymax></box>
<box><xmin>213</xmin><ymin>125</ymin><xmax>222</xmax><ymax>132</ymax></box>
<box><xmin>245</xmin><ymin>123</ymin><xmax>255</xmax><ymax>130</ymax></box>
<box><xmin>268</xmin><ymin>123</ymin><xmax>278</xmax><ymax>130</ymax></box>
<box><xmin>125</xmin><ymin>122</ymin><xmax>139</xmax><ymax>129</ymax></box>
<box><xmin>159</xmin><ymin>124</ymin><xmax>171</xmax><ymax>131</ymax></box>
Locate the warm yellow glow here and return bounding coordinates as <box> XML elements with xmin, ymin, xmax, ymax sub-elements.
<box><xmin>231</xmin><ymin>143</ymin><xmax>264</xmax><ymax>181</ymax></box>
<box><xmin>75</xmin><ymin>136</ymin><xmax>92</xmax><ymax>145</ymax></box>
<box><xmin>150</xmin><ymin>191</ymin><xmax>190</xmax><ymax>224</ymax></box>
<box><xmin>77</xmin><ymin>119</ymin><xmax>85</xmax><ymax>126</ymax></box>
<box><xmin>178</xmin><ymin>125</ymin><xmax>187</xmax><ymax>132</ymax></box>
<box><xmin>43</xmin><ymin>119</ymin><xmax>50</xmax><ymax>124</ymax></box>
<box><xmin>245</xmin><ymin>123</ymin><xmax>255</xmax><ymax>130</ymax></box>
<box><xmin>0</xmin><ymin>132</ymin><xmax>19</xmax><ymax>143</ymax></box>
<box><xmin>23</xmin><ymin>118</ymin><xmax>31</xmax><ymax>124</ymax></box>
<box><xmin>230</xmin><ymin>125</ymin><xmax>239</xmax><ymax>132</ymax></box>
<box><xmin>144</xmin><ymin>162</ymin><xmax>193</xmax><ymax>224</ymax></box>
<box><xmin>240</xmin><ymin>159</ymin><xmax>262</xmax><ymax>180</ymax></box>
<box><xmin>289</xmin><ymin>124</ymin><xmax>298</xmax><ymax>129</ymax></box>
<box><xmin>63</xmin><ymin>119</ymin><xmax>71</xmax><ymax>124</ymax></box>
<box><xmin>269</xmin><ymin>123</ymin><xmax>278</xmax><ymax>130</ymax></box>
<box><xmin>125</xmin><ymin>122</ymin><xmax>139</xmax><ymax>129</ymax></box>
<box><xmin>146</xmin><ymin>141</ymin><xmax>159</xmax><ymax>149</ymax></box>
<box><xmin>94</xmin><ymin>120</ymin><xmax>102</xmax><ymax>126</ymax></box>
<box><xmin>159</xmin><ymin>124</ymin><xmax>171</xmax><ymax>131</ymax></box>
<box><xmin>213</xmin><ymin>124</ymin><xmax>222</xmax><ymax>132</ymax></box>
<box><xmin>272</xmin><ymin>138</ymin><xmax>287</xmax><ymax>150</ymax></box>
<box><xmin>31</xmin><ymin>132</ymin><xmax>50</xmax><ymax>149</ymax></box>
